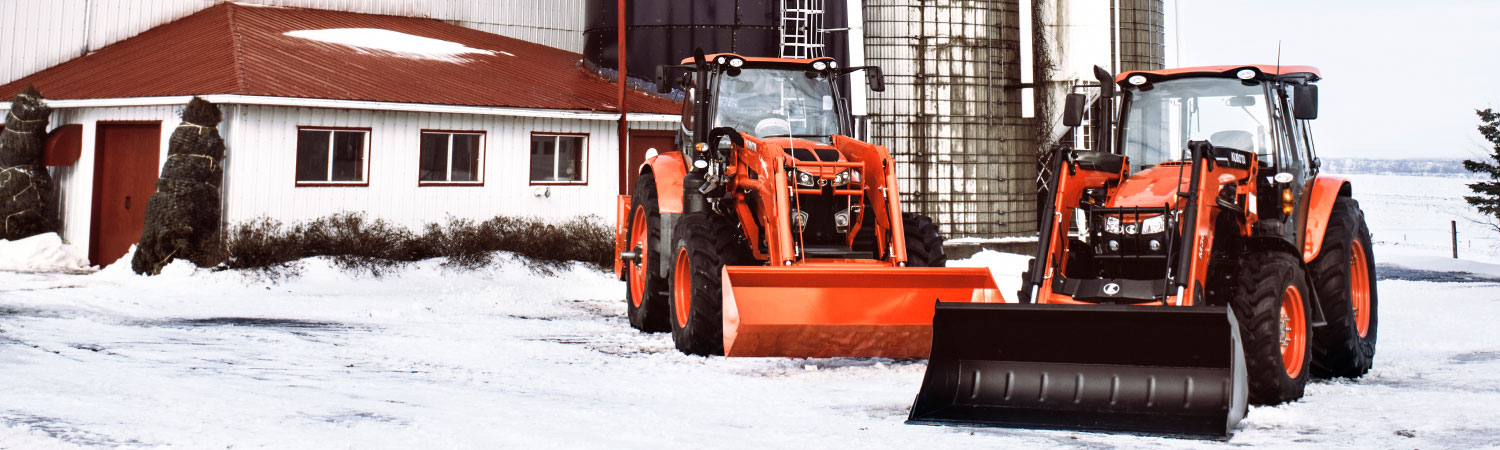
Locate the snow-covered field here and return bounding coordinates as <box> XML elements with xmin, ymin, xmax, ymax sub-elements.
<box><xmin>3</xmin><ymin>174</ymin><xmax>1500</xmax><ymax>449</ymax></box>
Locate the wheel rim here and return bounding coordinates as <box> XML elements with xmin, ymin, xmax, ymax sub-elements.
<box><xmin>1350</xmin><ymin>240</ymin><xmax>1372</xmax><ymax>337</ymax></box>
<box><xmin>1279</xmin><ymin>285</ymin><xmax>1308</xmax><ymax>378</ymax></box>
<box><xmin>673</xmin><ymin>247</ymin><xmax>692</xmax><ymax>328</ymax></box>
<box><xmin>628</xmin><ymin>206</ymin><xmax>647</xmax><ymax>307</ymax></box>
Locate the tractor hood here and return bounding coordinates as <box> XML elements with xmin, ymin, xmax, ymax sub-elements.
<box><xmin>1107</xmin><ymin>163</ymin><xmax>1193</xmax><ymax>209</ymax></box>
<box><xmin>761</xmin><ymin>137</ymin><xmax>846</xmax><ymax>162</ymax></box>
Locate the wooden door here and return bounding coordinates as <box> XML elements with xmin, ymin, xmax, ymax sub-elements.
<box><xmin>624</xmin><ymin>130</ymin><xmax>676</xmax><ymax>195</ymax></box>
<box><xmin>90</xmin><ymin>122</ymin><xmax>160</xmax><ymax>266</ymax></box>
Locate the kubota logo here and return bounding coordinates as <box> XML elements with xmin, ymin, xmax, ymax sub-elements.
<box><xmin>1103</xmin><ymin>283</ymin><xmax>1121</xmax><ymax>295</ymax></box>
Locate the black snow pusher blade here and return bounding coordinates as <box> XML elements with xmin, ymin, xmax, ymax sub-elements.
<box><xmin>908</xmin><ymin>302</ymin><xmax>1248</xmax><ymax>439</ymax></box>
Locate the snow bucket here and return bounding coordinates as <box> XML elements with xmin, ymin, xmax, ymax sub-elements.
<box><xmin>908</xmin><ymin>303</ymin><xmax>1249</xmax><ymax>438</ymax></box>
<box><xmin>720</xmin><ymin>266</ymin><xmax>1003</xmax><ymax>358</ymax></box>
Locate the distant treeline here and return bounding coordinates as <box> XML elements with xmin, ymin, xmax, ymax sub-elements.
<box><xmin>1320</xmin><ymin>158</ymin><xmax>1472</xmax><ymax>177</ymax></box>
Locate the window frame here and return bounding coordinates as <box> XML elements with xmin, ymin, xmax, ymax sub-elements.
<box><xmin>294</xmin><ymin>126</ymin><xmax>372</xmax><ymax>187</ymax></box>
<box><xmin>418</xmin><ymin>129</ymin><xmax>487</xmax><ymax>187</ymax></box>
<box><xmin>528</xmin><ymin>131</ymin><xmax>590</xmax><ymax>186</ymax></box>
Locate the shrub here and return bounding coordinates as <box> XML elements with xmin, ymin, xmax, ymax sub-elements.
<box><xmin>220</xmin><ymin>213</ymin><xmax>614</xmax><ymax>277</ymax></box>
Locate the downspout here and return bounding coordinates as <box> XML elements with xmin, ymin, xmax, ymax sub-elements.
<box><xmin>617</xmin><ymin>0</ymin><xmax>629</xmax><ymax>195</ymax></box>
<box><xmin>81</xmin><ymin>0</ymin><xmax>92</xmax><ymax>57</ymax></box>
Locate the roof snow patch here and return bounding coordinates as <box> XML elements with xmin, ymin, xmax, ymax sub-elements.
<box><xmin>284</xmin><ymin>28</ymin><xmax>498</xmax><ymax>63</ymax></box>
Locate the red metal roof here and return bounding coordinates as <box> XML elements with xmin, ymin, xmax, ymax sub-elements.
<box><xmin>0</xmin><ymin>3</ymin><xmax>679</xmax><ymax>115</ymax></box>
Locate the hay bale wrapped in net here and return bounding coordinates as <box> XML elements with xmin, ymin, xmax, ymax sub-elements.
<box><xmin>0</xmin><ymin>85</ymin><xmax>58</xmax><ymax>240</ymax></box>
<box><xmin>132</xmin><ymin>97</ymin><xmax>226</xmax><ymax>274</ymax></box>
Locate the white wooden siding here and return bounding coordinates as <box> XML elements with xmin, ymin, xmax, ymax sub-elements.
<box><xmin>45</xmin><ymin>105</ymin><xmax>183</xmax><ymax>258</ymax></box>
<box><xmin>220</xmin><ymin>105</ymin><xmax>624</xmax><ymax>230</ymax></box>
<box><xmin>0</xmin><ymin>0</ymin><xmax>586</xmax><ymax>85</ymax></box>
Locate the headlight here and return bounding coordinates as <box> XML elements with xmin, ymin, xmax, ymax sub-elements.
<box><xmin>1102</xmin><ymin>216</ymin><xmax>1121</xmax><ymax>234</ymax></box>
<box><xmin>1140</xmin><ymin>215</ymin><xmax>1166</xmax><ymax>234</ymax></box>
<box><xmin>812</xmin><ymin>61</ymin><xmax>828</xmax><ymax>71</ymax></box>
<box><xmin>793</xmin><ymin>169</ymin><xmax>817</xmax><ymax>188</ymax></box>
<box><xmin>832</xmin><ymin>169</ymin><xmax>856</xmax><ymax>187</ymax></box>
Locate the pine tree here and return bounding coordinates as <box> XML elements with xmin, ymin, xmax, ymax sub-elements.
<box><xmin>1463</xmin><ymin>109</ymin><xmax>1500</xmax><ymax>220</ymax></box>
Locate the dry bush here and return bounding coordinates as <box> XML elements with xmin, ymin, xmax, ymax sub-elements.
<box><xmin>220</xmin><ymin>213</ymin><xmax>613</xmax><ymax>277</ymax></box>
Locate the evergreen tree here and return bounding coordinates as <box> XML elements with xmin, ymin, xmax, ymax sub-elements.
<box><xmin>1464</xmin><ymin>109</ymin><xmax>1500</xmax><ymax>220</ymax></box>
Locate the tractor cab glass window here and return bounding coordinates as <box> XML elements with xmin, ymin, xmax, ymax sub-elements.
<box><xmin>713</xmin><ymin>68</ymin><xmax>839</xmax><ymax>141</ymax></box>
<box><xmin>1122</xmin><ymin>78</ymin><xmax>1271</xmax><ymax>170</ymax></box>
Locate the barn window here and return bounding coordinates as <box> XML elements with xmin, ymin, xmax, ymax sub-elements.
<box><xmin>296</xmin><ymin>127</ymin><xmax>370</xmax><ymax>185</ymax></box>
<box><xmin>529</xmin><ymin>133</ymin><xmax>587</xmax><ymax>184</ymax></box>
<box><xmin>419</xmin><ymin>131</ymin><xmax>484</xmax><ymax>185</ymax></box>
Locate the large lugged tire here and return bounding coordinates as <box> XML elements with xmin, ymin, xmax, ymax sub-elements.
<box><xmin>1309</xmin><ymin>196</ymin><xmax>1378</xmax><ymax>378</ymax></box>
<box><xmin>667</xmin><ymin>213</ymin><xmax>751</xmax><ymax>355</ymax></box>
<box><xmin>624</xmin><ymin>175</ymin><xmax>670</xmax><ymax>332</ymax></box>
<box><xmin>1231</xmin><ymin>251</ymin><xmax>1314</xmax><ymax>405</ymax></box>
<box><xmin>902</xmin><ymin>213</ymin><xmax>947</xmax><ymax>267</ymax></box>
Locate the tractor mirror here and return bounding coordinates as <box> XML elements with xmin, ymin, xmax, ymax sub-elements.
<box><xmin>866</xmin><ymin>66</ymin><xmax>885</xmax><ymax>92</ymax></box>
<box><xmin>655</xmin><ymin>65</ymin><xmax>670</xmax><ymax>94</ymax></box>
<box><xmin>1062</xmin><ymin>93</ymin><xmax>1087</xmax><ymax>127</ymax></box>
<box><xmin>1293</xmin><ymin>84</ymin><xmax>1318</xmax><ymax>120</ymax></box>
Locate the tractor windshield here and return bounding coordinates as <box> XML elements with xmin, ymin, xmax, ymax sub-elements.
<box><xmin>1122</xmin><ymin>78</ymin><xmax>1270</xmax><ymax>170</ymax></box>
<box><xmin>713</xmin><ymin>68</ymin><xmax>841</xmax><ymax>140</ymax></box>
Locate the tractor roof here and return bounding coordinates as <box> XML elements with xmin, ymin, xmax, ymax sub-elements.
<box><xmin>1117</xmin><ymin>65</ymin><xmax>1322</xmax><ymax>84</ymax></box>
<box><xmin>680</xmin><ymin>53</ymin><xmax>837</xmax><ymax>66</ymax></box>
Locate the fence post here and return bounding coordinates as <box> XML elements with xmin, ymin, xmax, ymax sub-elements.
<box><xmin>1452</xmin><ymin>220</ymin><xmax>1459</xmax><ymax>259</ymax></box>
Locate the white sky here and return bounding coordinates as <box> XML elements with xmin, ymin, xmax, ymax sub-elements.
<box><xmin>1164</xmin><ymin>0</ymin><xmax>1500</xmax><ymax>159</ymax></box>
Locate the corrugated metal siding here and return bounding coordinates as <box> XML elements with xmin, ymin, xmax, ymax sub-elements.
<box><xmin>45</xmin><ymin>105</ymin><xmax>182</xmax><ymax>255</ymax></box>
<box><xmin>221</xmin><ymin>105</ymin><xmax>623</xmax><ymax>230</ymax></box>
<box><xmin>0</xmin><ymin>0</ymin><xmax>585</xmax><ymax>86</ymax></box>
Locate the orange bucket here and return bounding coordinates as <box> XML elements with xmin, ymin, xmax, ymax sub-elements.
<box><xmin>720</xmin><ymin>266</ymin><xmax>1004</xmax><ymax>358</ymax></box>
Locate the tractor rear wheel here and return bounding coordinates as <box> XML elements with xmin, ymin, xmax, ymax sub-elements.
<box><xmin>667</xmin><ymin>213</ymin><xmax>751</xmax><ymax>356</ymax></box>
<box><xmin>902</xmin><ymin>213</ymin><xmax>947</xmax><ymax>267</ymax></box>
<box><xmin>1231</xmin><ymin>251</ymin><xmax>1314</xmax><ymax>405</ymax></box>
<box><xmin>1309</xmin><ymin>196</ymin><xmax>1378</xmax><ymax>378</ymax></box>
<box><xmin>624</xmin><ymin>175</ymin><xmax>669</xmax><ymax>332</ymax></box>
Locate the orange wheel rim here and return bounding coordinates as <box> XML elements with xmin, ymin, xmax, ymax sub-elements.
<box><xmin>628</xmin><ymin>206</ymin><xmax>647</xmax><ymax>307</ymax></box>
<box><xmin>1350</xmin><ymin>240</ymin><xmax>1372</xmax><ymax>337</ymax></box>
<box><xmin>1279</xmin><ymin>285</ymin><xmax>1308</xmax><ymax>378</ymax></box>
<box><xmin>673</xmin><ymin>247</ymin><xmax>692</xmax><ymax>328</ymax></box>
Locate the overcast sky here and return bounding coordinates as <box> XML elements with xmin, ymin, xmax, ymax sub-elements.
<box><xmin>1163</xmin><ymin>0</ymin><xmax>1500</xmax><ymax>159</ymax></box>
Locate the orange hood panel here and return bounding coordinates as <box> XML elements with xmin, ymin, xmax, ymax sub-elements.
<box><xmin>1108</xmin><ymin>164</ymin><xmax>1193</xmax><ymax>209</ymax></box>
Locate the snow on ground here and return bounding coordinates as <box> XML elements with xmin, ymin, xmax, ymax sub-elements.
<box><xmin>0</xmin><ymin>233</ymin><xmax>90</xmax><ymax>273</ymax></box>
<box><xmin>2</xmin><ymin>174</ymin><xmax>1499</xmax><ymax>448</ymax></box>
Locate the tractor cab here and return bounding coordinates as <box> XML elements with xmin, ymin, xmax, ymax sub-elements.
<box><xmin>1102</xmin><ymin>66</ymin><xmax>1323</xmax><ymax>258</ymax></box>
<box><xmin>657</xmin><ymin>53</ymin><xmax>882</xmax><ymax>151</ymax></box>
<box><xmin>656</xmin><ymin>52</ymin><xmax>888</xmax><ymax>252</ymax></box>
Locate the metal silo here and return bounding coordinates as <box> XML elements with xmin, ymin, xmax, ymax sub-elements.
<box><xmin>1114</xmin><ymin>0</ymin><xmax>1164</xmax><ymax>72</ymax></box>
<box><xmin>581</xmin><ymin>0</ymin><xmax>850</xmax><ymax>86</ymax></box>
<box><xmin>864</xmin><ymin>0</ymin><xmax>1034</xmax><ymax>237</ymax></box>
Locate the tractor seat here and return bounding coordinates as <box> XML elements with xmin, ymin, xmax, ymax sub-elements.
<box><xmin>1209</xmin><ymin>130</ymin><xmax>1255</xmax><ymax>152</ymax></box>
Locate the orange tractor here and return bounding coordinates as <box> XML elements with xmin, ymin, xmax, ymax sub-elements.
<box><xmin>614</xmin><ymin>51</ymin><xmax>1002</xmax><ymax>358</ymax></box>
<box><xmin>909</xmin><ymin>65</ymin><xmax>1378</xmax><ymax>437</ymax></box>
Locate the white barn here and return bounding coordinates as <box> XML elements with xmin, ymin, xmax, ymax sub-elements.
<box><xmin>0</xmin><ymin>3</ymin><xmax>679</xmax><ymax>266</ymax></box>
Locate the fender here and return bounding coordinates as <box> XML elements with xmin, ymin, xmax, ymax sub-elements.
<box><xmin>644</xmin><ymin>152</ymin><xmax>688</xmax><ymax>214</ymax></box>
<box><xmin>641</xmin><ymin>152</ymin><xmax>688</xmax><ymax>276</ymax></box>
<box><xmin>1301</xmin><ymin>175</ymin><xmax>1351</xmax><ymax>262</ymax></box>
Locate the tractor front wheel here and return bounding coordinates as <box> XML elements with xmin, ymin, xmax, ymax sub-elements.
<box><xmin>1309</xmin><ymin>196</ymin><xmax>1379</xmax><ymax>378</ymax></box>
<box><xmin>667</xmin><ymin>213</ymin><xmax>750</xmax><ymax>356</ymax></box>
<box><xmin>1231</xmin><ymin>251</ymin><xmax>1314</xmax><ymax>405</ymax></box>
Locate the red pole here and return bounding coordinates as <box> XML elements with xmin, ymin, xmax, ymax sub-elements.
<box><xmin>617</xmin><ymin>0</ymin><xmax>629</xmax><ymax>195</ymax></box>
